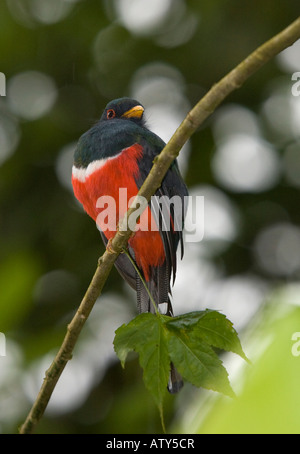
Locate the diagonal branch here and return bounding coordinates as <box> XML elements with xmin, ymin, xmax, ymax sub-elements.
<box><xmin>19</xmin><ymin>16</ymin><xmax>300</xmax><ymax>434</ymax></box>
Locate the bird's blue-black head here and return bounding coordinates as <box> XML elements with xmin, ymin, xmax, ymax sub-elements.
<box><xmin>74</xmin><ymin>97</ymin><xmax>164</xmax><ymax>168</ymax></box>
<box><xmin>100</xmin><ymin>97</ymin><xmax>146</xmax><ymax>127</ymax></box>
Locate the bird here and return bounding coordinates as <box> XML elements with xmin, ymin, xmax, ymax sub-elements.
<box><xmin>72</xmin><ymin>97</ymin><xmax>188</xmax><ymax>393</ymax></box>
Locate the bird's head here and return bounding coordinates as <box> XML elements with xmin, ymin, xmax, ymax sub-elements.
<box><xmin>100</xmin><ymin>97</ymin><xmax>145</xmax><ymax>126</ymax></box>
<box><xmin>73</xmin><ymin>97</ymin><xmax>152</xmax><ymax>168</ymax></box>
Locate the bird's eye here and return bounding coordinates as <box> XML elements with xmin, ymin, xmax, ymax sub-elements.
<box><xmin>107</xmin><ymin>109</ymin><xmax>116</xmax><ymax>120</ymax></box>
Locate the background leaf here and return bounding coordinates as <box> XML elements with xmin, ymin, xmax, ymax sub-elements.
<box><xmin>177</xmin><ymin>303</ymin><xmax>300</xmax><ymax>434</ymax></box>
<box><xmin>0</xmin><ymin>251</ymin><xmax>41</xmax><ymax>332</ymax></box>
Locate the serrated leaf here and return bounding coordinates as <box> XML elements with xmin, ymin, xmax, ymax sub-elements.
<box><xmin>114</xmin><ymin>313</ymin><xmax>170</xmax><ymax>408</ymax></box>
<box><xmin>114</xmin><ymin>309</ymin><xmax>248</xmax><ymax>408</ymax></box>
<box><xmin>165</xmin><ymin>326</ymin><xmax>235</xmax><ymax>397</ymax></box>
<box><xmin>166</xmin><ymin>309</ymin><xmax>248</xmax><ymax>362</ymax></box>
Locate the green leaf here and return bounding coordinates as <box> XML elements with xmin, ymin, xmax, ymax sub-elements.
<box><xmin>114</xmin><ymin>313</ymin><xmax>170</xmax><ymax>408</ymax></box>
<box><xmin>114</xmin><ymin>309</ymin><xmax>248</xmax><ymax>411</ymax></box>
<box><xmin>166</xmin><ymin>310</ymin><xmax>249</xmax><ymax>362</ymax></box>
<box><xmin>165</xmin><ymin>326</ymin><xmax>235</xmax><ymax>397</ymax></box>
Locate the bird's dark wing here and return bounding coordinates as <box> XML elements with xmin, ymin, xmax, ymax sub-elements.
<box><xmin>136</xmin><ymin>139</ymin><xmax>188</xmax><ymax>277</ymax></box>
<box><xmin>132</xmin><ymin>137</ymin><xmax>188</xmax><ymax>314</ymax></box>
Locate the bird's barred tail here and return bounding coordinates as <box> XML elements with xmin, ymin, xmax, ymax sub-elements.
<box><xmin>165</xmin><ymin>298</ymin><xmax>184</xmax><ymax>394</ymax></box>
<box><xmin>168</xmin><ymin>363</ymin><xmax>184</xmax><ymax>394</ymax></box>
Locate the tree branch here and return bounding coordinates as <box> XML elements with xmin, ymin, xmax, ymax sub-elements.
<box><xmin>19</xmin><ymin>16</ymin><xmax>300</xmax><ymax>434</ymax></box>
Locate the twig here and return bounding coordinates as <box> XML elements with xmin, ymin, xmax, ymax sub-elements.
<box><xmin>19</xmin><ymin>16</ymin><xmax>300</xmax><ymax>434</ymax></box>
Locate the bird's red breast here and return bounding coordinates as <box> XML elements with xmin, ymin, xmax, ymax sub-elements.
<box><xmin>72</xmin><ymin>144</ymin><xmax>165</xmax><ymax>280</ymax></box>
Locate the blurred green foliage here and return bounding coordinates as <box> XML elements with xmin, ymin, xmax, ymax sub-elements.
<box><xmin>0</xmin><ymin>0</ymin><xmax>300</xmax><ymax>434</ymax></box>
<box><xmin>180</xmin><ymin>302</ymin><xmax>300</xmax><ymax>434</ymax></box>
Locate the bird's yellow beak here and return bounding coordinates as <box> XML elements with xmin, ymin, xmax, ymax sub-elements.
<box><xmin>122</xmin><ymin>105</ymin><xmax>144</xmax><ymax>119</ymax></box>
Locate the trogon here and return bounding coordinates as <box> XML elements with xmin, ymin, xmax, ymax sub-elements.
<box><xmin>72</xmin><ymin>97</ymin><xmax>188</xmax><ymax>393</ymax></box>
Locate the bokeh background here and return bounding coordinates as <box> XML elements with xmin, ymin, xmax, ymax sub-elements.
<box><xmin>1</xmin><ymin>0</ymin><xmax>300</xmax><ymax>434</ymax></box>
